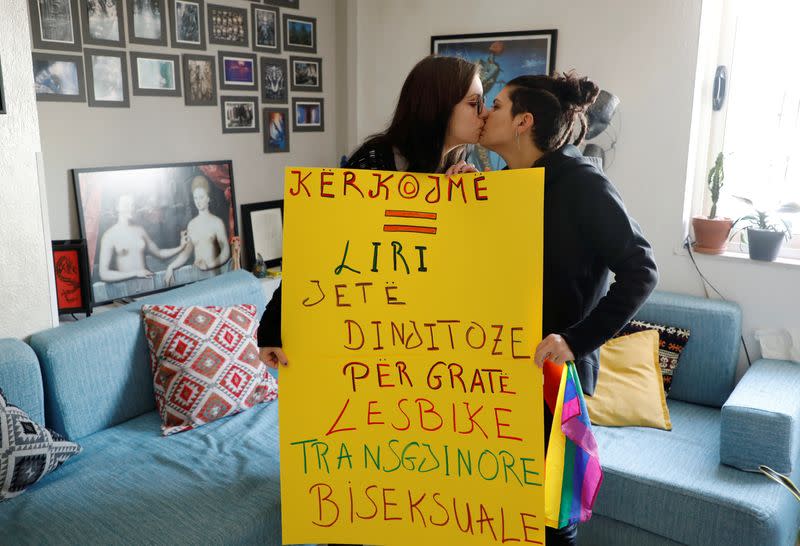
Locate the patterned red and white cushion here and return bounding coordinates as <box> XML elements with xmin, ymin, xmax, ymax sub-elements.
<box><xmin>141</xmin><ymin>304</ymin><xmax>278</xmax><ymax>436</ymax></box>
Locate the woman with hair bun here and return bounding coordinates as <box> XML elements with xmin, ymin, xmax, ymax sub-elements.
<box><xmin>480</xmin><ymin>71</ymin><xmax>658</xmax><ymax>545</ymax></box>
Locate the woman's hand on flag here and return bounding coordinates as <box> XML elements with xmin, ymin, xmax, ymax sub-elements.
<box><xmin>534</xmin><ymin>334</ymin><xmax>575</xmax><ymax>368</ymax></box>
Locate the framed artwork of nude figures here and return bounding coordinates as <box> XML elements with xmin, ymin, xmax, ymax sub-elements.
<box><xmin>72</xmin><ymin>160</ymin><xmax>238</xmax><ymax>305</ymax></box>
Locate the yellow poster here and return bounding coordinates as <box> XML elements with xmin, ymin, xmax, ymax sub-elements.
<box><xmin>280</xmin><ymin>167</ymin><xmax>545</xmax><ymax>545</ymax></box>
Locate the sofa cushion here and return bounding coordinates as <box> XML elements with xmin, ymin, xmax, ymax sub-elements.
<box><xmin>592</xmin><ymin>399</ymin><xmax>800</xmax><ymax>546</ymax></box>
<box><xmin>0</xmin><ymin>339</ymin><xmax>44</xmax><ymax>425</ymax></box>
<box><xmin>141</xmin><ymin>304</ymin><xmax>278</xmax><ymax>435</ymax></box>
<box><xmin>613</xmin><ymin>319</ymin><xmax>690</xmax><ymax>394</ymax></box>
<box><xmin>29</xmin><ymin>270</ymin><xmax>268</xmax><ymax>441</ymax></box>
<box><xmin>0</xmin><ymin>402</ymin><xmax>286</xmax><ymax>545</ymax></box>
<box><xmin>1</xmin><ymin>389</ymin><xmax>81</xmax><ymax>501</ymax></box>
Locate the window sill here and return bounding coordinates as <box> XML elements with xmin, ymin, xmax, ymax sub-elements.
<box><xmin>674</xmin><ymin>245</ymin><xmax>800</xmax><ymax>269</ymax></box>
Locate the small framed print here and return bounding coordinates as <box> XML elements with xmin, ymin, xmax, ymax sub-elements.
<box><xmin>51</xmin><ymin>239</ymin><xmax>92</xmax><ymax>315</ymax></box>
<box><xmin>33</xmin><ymin>52</ymin><xmax>87</xmax><ymax>102</ymax></box>
<box><xmin>127</xmin><ymin>0</ymin><xmax>168</xmax><ymax>47</ymax></box>
<box><xmin>289</xmin><ymin>55</ymin><xmax>321</xmax><ymax>92</ymax></box>
<box><xmin>260</xmin><ymin>56</ymin><xmax>287</xmax><ymax>104</ymax></box>
<box><xmin>263</xmin><ymin>107</ymin><xmax>289</xmax><ymax>153</ymax></box>
<box><xmin>251</xmin><ymin>4</ymin><xmax>280</xmax><ymax>54</ymax></box>
<box><xmin>292</xmin><ymin>96</ymin><xmax>323</xmax><ymax>132</ymax></box>
<box><xmin>241</xmin><ymin>200</ymin><xmax>283</xmax><ymax>269</ymax></box>
<box><xmin>218</xmin><ymin>51</ymin><xmax>257</xmax><ymax>91</ymax></box>
<box><xmin>79</xmin><ymin>0</ymin><xmax>126</xmax><ymax>47</ymax></box>
<box><xmin>28</xmin><ymin>0</ymin><xmax>83</xmax><ymax>52</ymax></box>
<box><xmin>84</xmin><ymin>48</ymin><xmax>129</xmax><ymax>107</ymax></box>
<box><xmin>265</xmin><ymin>0</ymin><xmax>298</xmax><ymax>8</ymax></box>
<box><xmin>182</xmin><ymin>54</ymin><xmax>217</xmax><ymax>106</ymax></box>
<box><xmin>130</xmin><ymin>52</ymin><xmax>182</xmax><ymax>97</ymax></box>
<box><xmin>168</xmin><ymin>0</ymin><xmax>206</xmax><ymax>50</ymax></box>
<box><xmin>220</xmin><ymin>95</ymin><xmax>259</xmax><ymax>134</ymax></box>
<box><xmin>207</xmin><ymin>4</ymin><xmax>248</xmax><ymax>47</ymax></box>
<box><xmin>282</xmin><ymin>13</ymin><xmax>316</xmax><ymax>53</ymax></box>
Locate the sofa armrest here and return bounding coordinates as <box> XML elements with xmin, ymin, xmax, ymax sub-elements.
<box><xmin>720</xmin><ymin>358</ymin><xmax>800</xmax><ymax>473</ymax></box>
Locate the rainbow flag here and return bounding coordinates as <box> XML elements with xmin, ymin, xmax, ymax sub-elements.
<box><xmin>543</xmin><ymin>360</ymin><xmax>603</xmax><ymax>528</ymax></box>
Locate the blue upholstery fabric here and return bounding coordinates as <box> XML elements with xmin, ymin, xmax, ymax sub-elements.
<box><xmin>29</xmin><ymin>271</ymin><xmax>268</xmax><ymax>441</ymax></box>
<box><xmin>580</xmin><ymin>513</ymin><xmax>684</xmax><ymax>546</ymax></box>
<box><xmin>590</xmin><ymin>400</ymin><xmax>800</xmax><ymax>546</ymax></box>
<box><xmin>0</xmin><ymin>338</ymin><xmax>45</xmax><ymax>425</ymax></box>
<box><xmin>0</xmin><ymin>402</ymin><xmax>287</xmax><ymax>545</ymax></box>
<box><xmin>721</xmin><ymin>358</ymin><xmax>800</xmax><ymax>474</ymax></box>
<box><xmin>633</xmin><ymin>291</ymin><xmax>741</xmax><ymax>408</ymax></box>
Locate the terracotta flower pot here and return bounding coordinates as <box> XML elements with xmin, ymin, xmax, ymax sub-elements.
<box><xmin>692</xmin><ymin>216</ymin><xmax>733</xmax><ymax>254</ymax></box>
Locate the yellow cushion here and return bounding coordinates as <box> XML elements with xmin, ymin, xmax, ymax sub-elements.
<box><xmin>586</xmin><ymin>329</ymin><xmax>672</xmax><ymax>430</ymax></box>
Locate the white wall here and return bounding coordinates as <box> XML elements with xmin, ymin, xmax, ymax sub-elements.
<box><xmin>350</xmin><ymin>0</ymin><xmax>799</xmax><ymax>378</ymax></box>
<box><xmin>37</xmin><ymin>0</ymin><xmax>341</xmax><ymax>241</ymax></box>
<box><xmin>0</xmin><ymin>0</ymin><xmax>58</xmax><ymax>339</ymax></box>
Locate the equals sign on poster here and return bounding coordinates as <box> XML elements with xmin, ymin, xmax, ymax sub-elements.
<box><xmin>383</xmin><ymin>210</ymin><xmax>438</xmax><ymax>235</ymax></box>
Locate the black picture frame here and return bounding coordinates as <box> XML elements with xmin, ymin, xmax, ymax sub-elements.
<box><xmin>182</xmin><ymin>53</ymin><xmax>217</xmax><ymax>106</ymax></box>
<box><xmin>28</xmin><ymin>0</ymin><xmax>83</xmax><ymax>52</ymax></box>
<box><xmin>282</xmin><ymin>13</ymin><xmax>316</xmax><ymax>53</ymax></box>
<box><xmin>264</xmin><ymin>0</ymin><xmax>298</xmax><ymax>8</ymax></box>
<box><xmin>84</xmin><ymin>48</ymin><xmax>130</xmax><ymax>107</ymax></box>
<box><xmin>168</xmin><ymin>0</ymin><xmax>207</xmax><ymax>50</ymax></box>
<box><xmin>207</xmin><ymin>3</ymin><xmax>248</xmax><ymax>47</ymax></box>
<box><xmin>51</xmin><ymin>239</ymin><xmax>92</xmax><ymax>315</ymax></box>
<box><xmin>0</xmin><ymin>59</ymin><xmax>5</xmax><ymax>114</ymax></box>
<box><xmin>291</xmin><ymin>96</ymin><xmax>323</xmax><ymax>132</ymax></box>
<box><xmin>259</xmin><ymin>56</ymin><xmax>287</xmax><ymax>104</ymax></box>
<box><xmin>220</xmin><ymin>95</ymin><xmax>259</xmax><ymax>134</ymax></box>
<box><xmin>72</xmin><ymin>160</ymin><xmax>239</xmax><ymax>305</ymax></box>
<box><xmin>251</xmin><ymin>4</ymin><xmax>280</xmax><ymax>54</ymax></box>
<box><xmin>79</xmin><ymin>0</ymin><xmax>126</xmax><ymax>48</ymax></box>
<box><xmin>263</xmin><ymin>107</ymin><xmax>289</xmax><ymax>154</ymax></box>
<box><xmin>130</xmin><ymin>51</ymin><xmax>182</xmax><ymax>97</ymax></box>
<box><xmin>218</xmin><ymin>50</ymin><xmax>257</xmax><ymax>91</ymax></box>
<box><xmin>32</xmin><ymin>52</ymin><xmax>87</xmax><ymax>103</ymax></box>
<box><xmin>127</xmin><ymin>0</ymin><xmax>168</xmax><ymax>47</ymax></box>
<box><xmin>241</xmin><ymin>200</ymin><xmax>283</xmax><ymax>270</ymax></box>
<box><xmin>289</xmin><ymin>55</ymin><xmax>321</xmax><ymax>93</ymax></box>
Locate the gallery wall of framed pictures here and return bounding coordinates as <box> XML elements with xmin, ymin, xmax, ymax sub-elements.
<box><xmin>28</xmin><ymin>0</ymin><xmax>325</xmax><ymax>155</ymax></box>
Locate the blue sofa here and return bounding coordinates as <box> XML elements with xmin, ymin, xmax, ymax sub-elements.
<box><xmin>582</xmin><ymin>291</ymin><xmax>800</xmax><ymax>546</ymax></box>
<box><xmin>0</xmin><ymin>270</ymin><xmax>285</xmax><ymax>545</ymax></box>
<box><xmin>1</xmin><ymin>274</ymin><xmax>798</xmax><ymax>545</ymax></box>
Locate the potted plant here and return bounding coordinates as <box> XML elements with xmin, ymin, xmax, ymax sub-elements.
<box><xmin>729</xmin><ymin>197</ymin><xmax>800</xmax><ymax>261</ymax></box>
<box><xmin>692</xmin><ymin>152</ymin><xmax>733</xmax><ymax>254</ymax></box>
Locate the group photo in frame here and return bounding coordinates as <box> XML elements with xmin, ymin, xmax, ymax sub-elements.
<box><xmin>251</xmin><ymin>4</ymin><xmax>280</xmax><ymax>54</ymax></box>
<box><xmin>260</xmin><ymin>56</ymin><xmax>287</xmax><ymax>104</ymax></box>
<box><xmin>51</xmin><ymin>239</ymin><xmax>92</xmax><ymax>316</ymax></box>
<box><xmin>241</xmin><ymin>200</ymin><xmax>283</xmax><ymax>270</ymax></box>
<box><xmin>207</xmin><ymin>3</ymin><xmax>248</xmax><ymax>47</ymax></box>
<box><xmin>291</xmin><ymin>96</ymin><xmax>323</xmax><ymax>132</ymax></box>
<box><xmin>282</xmin><ymin>13</ymin><xmax>316</xmax><ymax>53</ymax></box>
<box><xmin>263</xmin><ymin>107</ymin><xmax>289</xmax><ymax>154</ymax></box>
<box><xmin>218</xmin><ymin>51</ymin><xmax>257</xmax><ymax>91</ymax></box>
<box><xmin>72</xmin><ymin>160</ymin><xmax>238</xmax><ymax>305</ymax></box>
<box><xmin>28</xmin><ymin>0</ymin><xmax>83</xmax><ymax>52</ymax></box>
<box><xmin>127</xmin><ymin>0</ymin><xmax>168</xmax><ymax>46</ymax></box>
<box><xmin>32</xmin><ymin>52</ymin><xmax>87</xmax><ymax>103</ymax></box>
<box><xmin>84</xmin><ymin>48</ymin><xmax>130</xmax><ymax>107</ymax></box>
<box><xmin>431</xmin><ymin>29</ymin><xmax>558</xmax><ymax>171</ymax></box>
<box><xmin>168</xmin><ymin>0</ymin><xmax>206</xmax><ymax>50</ymax></box>
<box><xmin>220</xmin><ymin>95</ymin><xmax>259</xmax><ymax>133</ymax></box>
<box><xmin>289</xmin><ymin>55</ymin><xmax>321</xmax><ymax>92</ymax></box>
<box><xmin>182</xmin><ymin>53</ymin><xmax>217</xmax><ymax>106</ymax></box>
<box><xmin>79</xmin><ymin>0</ymin><xmax>126</xmax><ymax>48</ymax></box>
<box><xmin>130</xmin><ymin>51</ymin><xmax>182</xmax><ymax>97</ymax></box>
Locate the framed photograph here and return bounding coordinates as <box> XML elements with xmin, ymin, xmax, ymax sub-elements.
<box><xmin>289</xmin><ymin>55</ymin><xmax>321</xmax><ymax>92</ymax></box>
<box><xmin>32</xmin><ymin>52</ymin><xmax>87</xmax><ymax>102</ymax></box>
<box><xmin>84</xmin><ymin>48</ymin><xmax>130</xmax><ymax>107</ymax></box>
<box><xmin>251</xmin><ymin>4</ymin><xmax>280</xmax><ymax>54</ymax></box>
<box><xmin>431</xmin><ymin>29</ymin><xmax>558</xmax><ymax>171</ymax></box>
<box><xmin>260</xmin><ymin>56</ymin><xmax>287</xmax><ymax>104</ymax></box>
<box><xmin>282</xmin><ymin>13</ymin><xmax>316</xmax><ymax>53</ymax></box>
<box><xmin>28</xmin><ymin>0</ymin><xmax>83</xmax><ymax>52</ymax></box>
<box><xmin>241</xmin><ymin>200</ymin><xmax>283</xmax><ymax>269</ymax></box>
<box><xmin>72</xmin><ymin>160</ymin><xmax>238</xmax><ymax>305</ymax></box>
<box><xmin>292</xmin><ymin>96</ymin><xmax>323</xmax><ymax>132</ymax></box>
<box><xmin>207</xmin><ymin>4</ymin><xmax>248</xmax><ymax>47</ymax></box>
<box><xmin>182</xmin><ymin>54</ymin><xmax>217</xmax><ymax>106</ymax></box>
<box><xmin>130</xmin><ymin>52</ymin><xmax>181</xmax><ymax>97</ymax></box>
<box><xmin>168</xmin><ymin>0</ymin><xmax>206</xmax><ymax>50</ymax></box>
<box><xmin>79</xmin><ymin>0</ymin><xmax>125</xmax><ymax>47</ymax></box>
<box><xmin>264</xmin><ymin>0</ymin><xmax>298</xmax><ymax>8</ymax></box>
<box><xmin>220</xmin><ymin>95</ymin><xmax>259</xmax><ymax>134</ymax></box>
<box><xmin>218</xmin><ymin>51</ymin><xmax>257</xmax><ymax>91</ymax></box>
<box><xmin>0</xmin><ymin>59</ymin><xmax>5</xmax><ymax>114</ymax></box>
<box><xmin>127</xmin><ymin>0</ymin><xmax>168</xmax><ymax>47</ymax></box>
<box><xmin>51</xmin><ymin>239</ymin><xmax>92</xmax><ymax>315</ymax></box>
<box><xmin>263</xmin><ymin>107</ymin><xmax>289</xmax><ymax>154</ymax></box>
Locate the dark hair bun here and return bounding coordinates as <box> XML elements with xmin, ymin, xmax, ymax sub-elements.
<box><xmin>556</xmin><ymin>71</ymin><xmax>600</xmax><ymax>111</ymax></box>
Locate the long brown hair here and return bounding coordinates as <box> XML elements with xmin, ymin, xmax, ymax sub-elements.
<box><xmin>507</xmin><ymin>71</ymin><xmax>600</xmax><ymax>152</ymax></box>
<box><xmin>365</xmin><ymin>55</ymin><xmax>479</xmax><ymax>172</ymax></box>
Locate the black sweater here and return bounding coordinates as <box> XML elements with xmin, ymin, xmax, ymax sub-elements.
<box><xmin>259</xmin><ymin>144</ymin><xmax>658</xmax><ymax>396</ymax></box>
